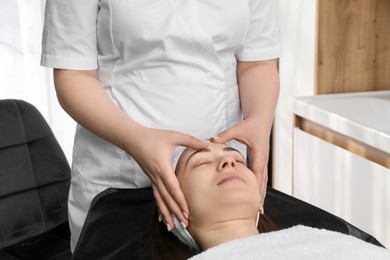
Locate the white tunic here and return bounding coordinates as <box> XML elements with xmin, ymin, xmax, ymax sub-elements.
<box><xmin>41</xmin><ymin>0</ymin><xmax>281</xmax><ymax>250</ymax></box>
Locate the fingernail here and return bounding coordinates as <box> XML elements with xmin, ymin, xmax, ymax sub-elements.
<box><xmin>158</xmin><ymin>214</ymin><xmax>162</xmax><ymax>222</ymax></box>
<box><xmin>211</xmin><ymin>136</ymin><xmax>220</xmax><ymax>140</ymax></box>
<box><xmin>183</xmin><ymin>211</ymin><xmax>189</xmax><ymax>219</ymax></box>
<box><xmin>167</xmin><ymin>223</ymin><xmax>172</xmax><ymax>232</ymax></box>
<box><xmin>181</xmin><ymin>221</ymin><xmax>187</xmax><ymax>229</ymax></box>
<box><xmin>201</xmin><ymin>139</ymin><xmax>210</xmax><ymax>144</ymax></box>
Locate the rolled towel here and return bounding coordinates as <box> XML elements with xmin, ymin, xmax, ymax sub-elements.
<box><xmin>171</xmin><ymin>214</ymin><xmax>201</xmax><ymax>253</ymax></box>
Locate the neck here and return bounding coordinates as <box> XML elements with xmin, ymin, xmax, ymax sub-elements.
<box><xmin>192</xmin><ymin>219</ymin><xmax>259</xmax><ymax>250</ymax></box>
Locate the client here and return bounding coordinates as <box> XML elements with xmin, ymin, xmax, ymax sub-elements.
<box><xmin>148</xmin><ymin>143</ymin><xmax>390</xmax><ymax>259</ymax></box>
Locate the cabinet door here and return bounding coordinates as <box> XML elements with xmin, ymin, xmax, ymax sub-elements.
<box><xmin>293</xmin><ymin>127</ymin><xmax>390</xmax><ymax>248</ymax></box>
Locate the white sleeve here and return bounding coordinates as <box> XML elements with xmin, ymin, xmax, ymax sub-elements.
<box><xmin>41</xmin><ymin>0</ymin><xmax>99</xmax><ymax>70</ymax></box>
<box><xmin>236</xmin><ymin>0</ymin><xmax>282</xmax><ymax>61</ymax></box>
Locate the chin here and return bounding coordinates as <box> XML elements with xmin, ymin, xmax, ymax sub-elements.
<box><xmin>216</xmin><ymin>192</ymin><xmax>259</xmax><ymax>210</ymax></box>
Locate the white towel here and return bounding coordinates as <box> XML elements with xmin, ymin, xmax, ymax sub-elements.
<box><xmin>171</xmin><ymin>215</ymin><xmax>201</xmax><ymax>253</ymax></box>
<box><xmin>189</xmin><ymin>225</ymin><xmax>390</xmax><ymax>260</ymax></box>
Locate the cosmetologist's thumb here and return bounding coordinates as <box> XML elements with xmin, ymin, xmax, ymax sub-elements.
<box><xmin>211</xmin><ymin>127</ymin><xmax>237</xmax><ymax>144</ymax></box>
<box><xmin>176</xmin><ymin>132</ymin><xmax>209</xmax><ymax>150</ymax></box>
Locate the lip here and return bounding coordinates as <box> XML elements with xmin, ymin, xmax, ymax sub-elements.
<box><xmin>217</xmin><ymin>173</ymin><xmax>245</xmax><ymax>185</ymax></box>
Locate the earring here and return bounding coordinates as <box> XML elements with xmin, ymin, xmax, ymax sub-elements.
<box><xmin>256</xmin><ymin>211</ymin><xmax>260</xmax><ymax>227</ymax></box>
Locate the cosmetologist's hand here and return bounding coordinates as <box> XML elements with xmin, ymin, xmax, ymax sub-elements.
<box><xmin>130</xmin><ymin>127</ymin><xmax>208</xmax><ymax>231</ymax></box>
<box><xmin>211</xmin><ymin>119</ymin><xmax>269</xmax><ymax>214</ymax></box>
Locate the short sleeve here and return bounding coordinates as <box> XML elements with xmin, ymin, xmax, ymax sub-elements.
<box><xmin>236</xmin><ymin>0</ymin><xmax>282</xmax><ymax>61</ymax></box>
<box><xmin>41</xmin><ymin>0</ymin><xmax>99</xmax><ymax>70</ymax></box>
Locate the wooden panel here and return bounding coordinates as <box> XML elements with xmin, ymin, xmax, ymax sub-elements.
<box><xmin>316</xmin><ymin>0</ymin><xmax>390</xmax><ymax>94</ymax></box>
<box><xmin>295</xmin><ymin>116</ymin><xmax>390</xmax><ymax>169</ymax></box>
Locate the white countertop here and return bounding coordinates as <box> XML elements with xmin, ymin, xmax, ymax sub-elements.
<box><xmin>289</xmin><ymin>90</ymin><xmax>390</xmax><ymax>154</ymax></box>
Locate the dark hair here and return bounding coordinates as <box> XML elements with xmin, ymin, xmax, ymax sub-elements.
<box><xmin>147</xmin><ymin>205</ymin><xmax>194</xmax><ymax>260</ymax></box>
<box><xmin>147</xmin><ymin>204</ymin><xmax>277</xmax><ymax>260</ymax></box>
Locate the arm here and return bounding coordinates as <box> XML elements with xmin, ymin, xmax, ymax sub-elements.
<box><xmin>237</xmin><ymin>59</ymin><xmax>279</xmax><ymax>136</ymax></box>
<box><xmin>54</xmin><ymin>69</ymin><xmax>141</xmax><ymax>149</ymax></box>
<box><xmin>54</xmin><ymin>69</ymin><xmax>207</xmax><ymax>229</ymax></box>
<box><xmin>212</xmin><ymin>59</ymin><xmax>280</xmax><ymax>212</ymax></box>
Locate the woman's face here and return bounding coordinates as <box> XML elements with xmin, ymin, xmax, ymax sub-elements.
<box><xmin>176</xmin><ymin>143</ymin><xmax>261</xmax><ymax>229</ymax></box>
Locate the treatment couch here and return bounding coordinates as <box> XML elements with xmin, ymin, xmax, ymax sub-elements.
<box><xmin>0</xmin><ymin>99</ymin><xmax>383</xmax><ymax>260</ymax></box>
<box><xmin>71</xmin><ymin>186</ymin><xmax>383</xmax><ymax>259</ymax></box>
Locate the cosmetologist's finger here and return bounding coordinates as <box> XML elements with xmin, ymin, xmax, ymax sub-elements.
<box><xmin>174</xmin><ymin>132</ymin><xmax>209</xmax><ymax>150</ymax></box>
<box><xmin>211</xmin><ymin>126</ymin><xmax>239</xmax><ymax>144</ymax></box>
<box><xmin>158</xmin><ymin>165</ymin><xmax>189</xmax><ymax>224</ymax></box>
<box><xmin>153</xmin><ymin>185</ymin><xmax>174</xmax><ymax>231</ymax></box>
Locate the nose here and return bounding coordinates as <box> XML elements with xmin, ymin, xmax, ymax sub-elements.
<box><xmin>217</xmin><ymin>156</ymin><xmax>237</xmax><ymax>171</ymax></box>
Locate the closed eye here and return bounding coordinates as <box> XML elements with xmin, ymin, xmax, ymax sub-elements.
<box><xmin>236</xmin><ymin>159</ymin><xmax>246</xmax><ymax>164</ymax></box>
<box><xmin>193</xmin><ymin>160</ymin><xmax>212</xmax><ymax>168</ymax></box>
<box><xmin>232</xmin><ymin>154</ymin><xmax>246</xmax><ymax>165</ymax></box>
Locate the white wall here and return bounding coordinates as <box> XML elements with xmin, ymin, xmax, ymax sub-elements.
<box><xmin>273</xmin><ymin>0</ymin><xmax>317</xmax><ymax>194</ymax></box>
<box><xmin>0</xmin><ymin>0</ymin><xmax>76</xmax><ymax>163</ymax></box>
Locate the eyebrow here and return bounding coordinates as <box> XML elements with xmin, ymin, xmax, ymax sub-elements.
<box><xmin>222</xmin><ymin>147</ymin><xmax>244</xmax><ymax>159</ymax></box>
<box><xmin>184</xmin><ymin>147</ymin><xmax>244</xmax><ymax>168</ymax></box>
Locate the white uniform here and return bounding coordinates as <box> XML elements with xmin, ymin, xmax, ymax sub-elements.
<box><xmin>41</xmin><ymin>0</ymin><xmax>281</xmax><ymax>251</ymax></box>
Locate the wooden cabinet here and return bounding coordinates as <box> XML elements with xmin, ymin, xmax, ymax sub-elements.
<box><xmin>290</xmin><ymin>90</ymin><xmax>390</xmax><ymax>248</ymax></box>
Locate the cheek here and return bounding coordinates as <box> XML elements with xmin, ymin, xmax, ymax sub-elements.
<box><xmin>248</xmin><ymin>175</ymin><xmax>261</xmax><ymax>206</ymax></box>
<box><xmin>251</xmin><ymin>176</ymin><xmax>260</xmax><ymax>194</ymax></box>
<box><xmin>182</xmin><ymin>175</ymin><xmax>207</xmax><ymax>202</ymax></box>
<box><xmin>181</xmin><ymin>174</ymin><xmax>214</xmax><ymax>215</ymax></box>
